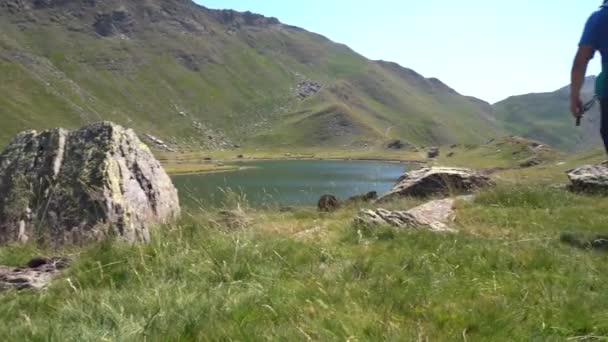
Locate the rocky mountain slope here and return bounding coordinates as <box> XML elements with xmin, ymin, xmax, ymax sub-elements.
<box><xmin>493</xmin><ymin>76</ymin><xmax>600</xmax><ymax>150</ymax></box>
<box><xmin>0</xmin><ymin>0</ymin><xmax>500</xmax><ymax>150</ymax></box>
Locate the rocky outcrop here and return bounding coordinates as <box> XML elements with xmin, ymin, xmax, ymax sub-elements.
<box><xmin>0</xmin><ymin>122</ymin><xmax>180</xmax><ymax>246</ymax></box>
<box><xmin>355</xmin><ymin>196</ymin><xmax>473</xmax><ymax>232</ymax></box>
<box><xmin>296</xmin><ymin>80</ymin><xmax>322</xmax><ymax>99</ymax></box>
<box><xmin>378</xmin><ymin>167</ymin><xmax>492</xmax><ymax>202</ymax></box>
<box><xmin>567</xmin><ymin>164</ymin><xmax>608</xmax><ymax>193</ymax></box>
<box><xmin>94</xmin><ymin>10</ymin><xmax>134</xmax><ymax>37</ymax></box>
<box><xmin>0</xmin><ymin>257</ymin><xmax>70</xmax><ymax>290</ymax></box>
<box><xmin>213</xmin><ymin>9</ymin><xmax>280</xmax><ymax>27</ymax></box>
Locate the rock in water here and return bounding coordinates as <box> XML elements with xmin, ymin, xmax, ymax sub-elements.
<box><xmin>378</xmin><ymin>167</ymin><xmax>492</xmax><ymax>201</ymax></box>
<box><xmin>567</xmin><ymin>164</ymin><xmax>608</xmax><ymax>193</ymax></box>
<box><xmin>0</xmin><ymin>122</ymin><xmax>180</xmax><ymax>245</ymax></box>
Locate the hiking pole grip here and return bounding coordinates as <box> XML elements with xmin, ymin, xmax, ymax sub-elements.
<box><xmin>577</xmin><ymin>96</ymin><xmax>598</xmax><ymax>127</ymax></box>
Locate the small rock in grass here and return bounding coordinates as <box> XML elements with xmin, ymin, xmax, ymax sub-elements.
<box><xmin>318</xmin><ymin>194</ymin><xmax>340</xmax><ymax>212</ymax></box>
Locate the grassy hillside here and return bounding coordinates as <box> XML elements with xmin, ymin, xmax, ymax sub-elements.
<box><xmin>493</xmin><ymin>76</ymin><xmax>600</xmax><ymax>151</ymax></box>
<box><xmin>0</xmin><ymin>0</ymin><xmax>500</xmax><ymax>150</ymax></box>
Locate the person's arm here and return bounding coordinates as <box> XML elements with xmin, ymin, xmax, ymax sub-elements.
<box><xmin>570</xmin><ymin>45</ymin><xmax>595</xmax><ymax>117</ymax></box>
<box><xmin>571</xmin><ymin>13</ymin><xmax>599</xmax><ymax>117</ymax></box>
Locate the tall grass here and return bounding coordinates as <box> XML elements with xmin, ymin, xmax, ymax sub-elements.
<box><xmin>1</xmin><ymin>185</ymin><xmax>608</xmax><ymax>340</ymax></box>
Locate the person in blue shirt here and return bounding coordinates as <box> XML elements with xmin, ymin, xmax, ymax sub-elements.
<box><xmin>571</xmin><ymin>1</ymin><xmax>608</xmax><ymax>151</ymax></box>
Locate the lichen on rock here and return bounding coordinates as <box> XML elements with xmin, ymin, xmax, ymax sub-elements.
<box><xmin>0</xmin><ymin>122</ymin><xmax>180</xmax><ymax>246</ymax></box>
<box><xmin>567</xmin><ymin>163</ymin><xmax>608</xmax><ymax>193</ymax></box>
<box><xmin>377</xmin><ymin>167</ymin><xmax>492</xmax><ymax>202</ymax></box>
<box><xmin>0</xmin><ymin>257</ymin><xmax>71</xmax><ymax>290</ymax></box>
<box><xmin>354</xmin><ymin>196</ymin><xmax>474</xmax><ymax>233</ymax></box>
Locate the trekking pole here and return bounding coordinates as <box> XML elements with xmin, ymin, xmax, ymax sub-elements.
<box><xmin>577</xmin><ymin>95</ymin><xmax>599</xmax><ymax>126</ymax></box>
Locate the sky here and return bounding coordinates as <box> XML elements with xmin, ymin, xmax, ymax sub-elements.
<box><xmin>197</xmin><ymin>0</ymin><xmax>603</xmax><ymax>103</ymax></box>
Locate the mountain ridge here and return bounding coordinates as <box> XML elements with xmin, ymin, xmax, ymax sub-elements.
<box><xmin>0</xmin><ymin>0</ymin><xmax>501</xmax><ymax>150</ymax></box>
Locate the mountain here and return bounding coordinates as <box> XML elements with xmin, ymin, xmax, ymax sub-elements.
<box><xmin>0</xmin><ymin>0</ymin><xmax>500</xmax><ymax>151</ymax></box>
<box><xmin>492</xmin><ymin>76</ymin><xmax>600</xmax><ymax>150</ymax></box>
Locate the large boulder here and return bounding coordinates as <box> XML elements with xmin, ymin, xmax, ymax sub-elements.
<box><xmin>378</xmin><ymin>167</ymin><xmax>492</xmax><ymax>202</ymax></box>
<box><xmin>567</xmin><ymin>164</ymin><xmax>608</xmax><ymax>193</ymax></box>
<box><xmin>0</xmin><ymin>122</ymin><xmax>180</xmax><ymax>245</ymax></box>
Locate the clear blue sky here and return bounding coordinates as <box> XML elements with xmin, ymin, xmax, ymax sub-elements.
<box><xmin>197</xmin><ymin>0</ymin><xmax>603</xmax><ymax>103</ymax></box>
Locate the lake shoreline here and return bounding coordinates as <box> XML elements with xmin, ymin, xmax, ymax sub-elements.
<box><xmin>169</xmin><ymin>166</ymin><xmax>258</xmax><ymax>176</ymax></box>
<box><xmin>164</xmin><ymin>157</ymin><xmax>425</xmax><ymax>175</ymax></box>
<box><xmin>239</xmin><ymin>157</ymin><xmax>425</xmax><ymax>164</ymax></box>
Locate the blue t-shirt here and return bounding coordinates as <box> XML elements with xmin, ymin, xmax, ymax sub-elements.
<box><xmin>580</xmin><ymin>7</ymin><xmax>608</xmax><ymax>69</ymax></box>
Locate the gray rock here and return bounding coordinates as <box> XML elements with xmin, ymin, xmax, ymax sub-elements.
<box><xmin>0</xmin><ymin>122</ymin><xmax>180</xmax><ymax>246</ymax></box>
<box><xmin>385</xmin><ymin>139</ymin><xmax>405</xmax><ymax>150</ymax></box>
<box><xmin>567</xmin><ymin>164</ymin><xmax>608</xmax><ymax>193</ymax></box>
<box><xmin>355</xmin><ymin>197</ymin><xmax>473</xmax><ymax>233</ymax></box>
<box><xmin>94</xmin><ymin>10</ymin><xmax>133</xmax><ymax>38</ymax></box>
<box><xmin>356</xmin><ymin>208</ymin><xmax>420</xmax><ymax>228</ymax></box>
<box><xmin>561</xmin><ymin>232</ymin><xmax>608</xmax><ymax>251</ymax></box>
<box><xmin>318</xmin><ymin>194</ymin><xmax>339</xmax><ymax>212</ymax></box>
<box><xmin>520</xmin><ymin>158</ymin><xmax>542</xmax><ymax>168</ymax></box>
<box><xmin>427</xmin><ymin>147</ymin><xmax>440</xmax><ymax>159</ymax></box>
<box><xmin>144</xmin><ymin>133</ymin><xmax>176</xmax><ymax>152</ymax></box>
<box><xmin>296</xmin><ymin>80</ymin><xmax>322</xmax><ymax>99</ymax></box>
<box><xmin>0</xmin><ymin>257</ymin><xmax>70</xmax><ymax>290</ymax></box>
<box><xmin>378</xmin><ymin>167</ymin><xmax>492</xmax><ymax>201</ymax></box>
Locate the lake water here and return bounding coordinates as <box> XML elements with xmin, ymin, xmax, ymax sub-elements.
<box><xmin>172</xmin><ymin>160</ymin><xmax>408</xmax><ymax>207</ymax></box>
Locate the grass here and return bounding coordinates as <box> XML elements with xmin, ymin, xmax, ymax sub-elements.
<box><xmin>2</xmin><ymin>180</ymin><xmax>608</xmax><ymax>340</ymax></box>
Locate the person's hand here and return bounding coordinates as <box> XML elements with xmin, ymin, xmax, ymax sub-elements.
<box><xmin>570</xmin><ymin>96</ymin><xmax>584</xmax><ymax>118</ymax></box>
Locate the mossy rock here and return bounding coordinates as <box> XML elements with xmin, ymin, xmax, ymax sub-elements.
<box><xmin>0</xmin><ymin>122</ymin><xmax>180</xmax><ymax>246</ymax></box>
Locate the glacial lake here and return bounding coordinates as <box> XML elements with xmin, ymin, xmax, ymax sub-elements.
<box><xmin>171</xmin><ymin>160</ymin><xmax>409</xmax><ymax>207</ymax></box>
